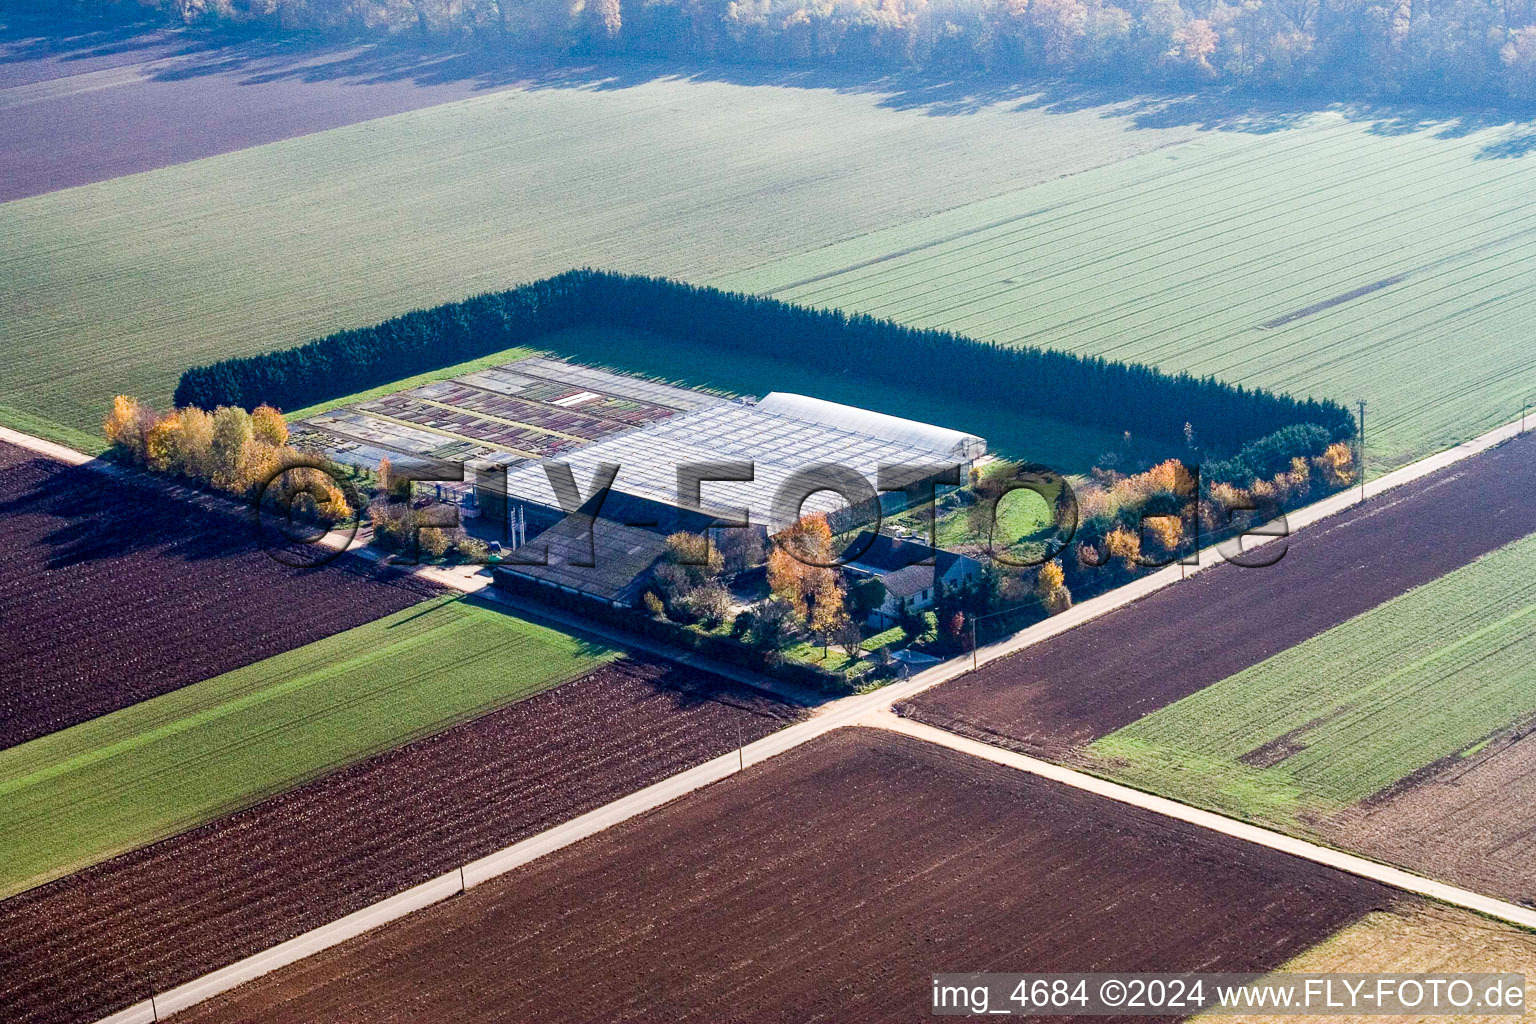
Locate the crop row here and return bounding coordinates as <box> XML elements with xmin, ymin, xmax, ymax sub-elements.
<box><xmin>0</xmin><ymin>658</ymin><xmax>801</xmax><ymax>1024</ymax></box>
<box><xmin>735</xmin><ymin>117</ymin><xmax>1536</xmax><ymax>469</ymax></box>
<box><xmin>0</xmin><ymin>77</ymin><xmax>1187</xmax><ymax>444</ymax></box>
<box><xmin>165</xmin><ymin>729</ymin><xmax>1395</xmax><ymax>1024</ymax></box>
<box><xmin>0</xmin><ymin>443</ymin><xmax>434</xmax><ymax>750</ymax></box>
<box><xmin>1093</xmin><ymin>529</ymin><xmax>1536</xmax><ymax>823</ymax></box>
<box><xmin>0</xmin><ymin>594</ymin><xmax>616</xmax><ymax>899</ymax></box>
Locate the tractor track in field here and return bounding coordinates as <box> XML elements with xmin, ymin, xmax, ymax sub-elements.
<box><xmin>899</xmin><ymin>429</ymin><xmax>1536</xmax><ymax>759</ymax></box>
<box><xmin>0</xmin><ymin>658</ymin><xmax>801</xmax><ymax>1024</ymax></box>
<box><xmin>0</xmin><ymin>441</ymin><xmax>437</xmax><ymax>749</ymax></box>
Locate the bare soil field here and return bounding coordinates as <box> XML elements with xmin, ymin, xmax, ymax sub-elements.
<box><xmin>1194</xmin><ymin>903</ymin><xmax>1536</xmax><ymax>1024</ymax></box>
<box><xmin>0</xmin><ymin>21</ymin><xmax>534</xmax><ymax>201</ymax></box>
<box><xmin>0</xmin><ymin>657</ymin><xmax>801</xmax><ymax>1024</ymax></box>
<box><xmin>1330</xmin><ymin>728</ymin><xmax>1536</xmax><ymax>906</ymax></box>
<box><xmin>180</xmin><ymin>728</ymin><xmax>1395</xmax><ymax>1024</ymax></box>
<box><xmin>901</xmin><ymin>431</ymin><xmax>1536</xmax><ymax>758</ymax></box>
<box><xmin>0</xmin><ymin>443</ymin><xmax>436</xmax><ymax>747</ymax></box>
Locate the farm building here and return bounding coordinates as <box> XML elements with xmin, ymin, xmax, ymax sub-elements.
<box><xmin>841</xmin><ymin>531</ymin><xmax>983</xmax><ymax>627</ymax></box>
<box><xmin>755</xmin><ymin>393</ymin><xmax>987</xmax><ymax>465</ymax></box>
<box><xmin>288</xmin><ymin>357</ymin><xmax>725</xmax><ymax>486</ymax></box>
<box><xmin>291</xmin><ymin>356</ymin><xmax>985</xmax><ymax>535</ymax></box>
<box><xmin>494</xmin><ymin>515</ymin><xmax>673</xmax><ymax>607</ymax></box>
<box><xmin>496</xmin><ymin>395</ymin><xmax>986</xmax><ymax>540</ymax></box>
<box><xmin>290</xmin><ymin>353</ymin><xmax>987</xmax><ymax>607</ymax></box>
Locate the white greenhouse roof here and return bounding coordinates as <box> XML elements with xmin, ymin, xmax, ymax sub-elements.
<box><xmin>500</xmin><ymin>401</ymin><xmax>982</xmax><ymax>534</ymax></box>
<box><xmin>756</xmin><ymin>393</ymin><xmax>986</xmax><ymax>462</ymax></box>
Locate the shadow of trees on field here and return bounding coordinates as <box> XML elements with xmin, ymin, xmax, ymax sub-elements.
<box><xmin>0</xmin><ymin>455</ymin><xmax>263</xmax><ymax>570</ymax></box>
<box><xmin>0</xmin><ymin>452</ymin><xmax>383</xmax><ymax>577</ymax></box>
<box><xmin>0</xmin><ymin>12</ymin><xmax>220</xmax><ymax>84</ymax></box>
<box><xmin>6</xmin><ymin>10</ymin><xmax>1534</xmax><ymax>154</ymax></box>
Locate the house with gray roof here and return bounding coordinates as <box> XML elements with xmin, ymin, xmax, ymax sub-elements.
<box><xmin>840</xmin><ymin>531</ymin><xmax>982</xmax><ymax>628</ymax></box>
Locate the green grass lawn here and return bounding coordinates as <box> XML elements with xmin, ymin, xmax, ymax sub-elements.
<box><xmin>1090</xmin><ymin>531</ymin><xmax>1536</xmax><ymax>829</ymax></box>
<box><xmin>0</xmin><ymin>595</ymin><xmax>613</xmax><ymax>899</ymax></box>
<box><xmin>784</xmin><ymin>640</ymin><xmax>860</xmax><ymax>673</ymax></box>
<box><xmin>862</xmin><ymin>624</ymin><xmax>906</xmax><ymax>652</ymax></box>
<box><xmin>0</xmin><ymin>76</ymin><xmax>1188</xmax><ymax>449</ymax></box>
<box><xmin>924</xmin><ymin>481</ymin><xmax>1057</xmax><ymax>551</ymax></box>
<box><xmin>724</xmin><ymin>114</ymin><xmax>1536</xmax><ymax>472</ymax></box>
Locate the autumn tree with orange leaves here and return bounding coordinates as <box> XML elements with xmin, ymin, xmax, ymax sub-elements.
<box><xmin>767</xmin><ymin>514</ymin><xmax>848</xmax><ymax>633</ymax></box>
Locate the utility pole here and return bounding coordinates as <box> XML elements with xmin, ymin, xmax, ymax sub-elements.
<box><xmin>460</xmin><ymin>865</ymin><xmax>467</xmax><ymax>894</ymax></box>
<box><xmin>1357</xmin><ymin>399</ymin><xmax>1368</xmax><ymax>504</ymax></box>
<box><xmin>967</xmin><ymin>605</ymin><xmax>1025</xmax><ymax>672</ymax></box>
<box><xmin>736</xmin><ymin>720</ymin><xmax>744</xmax><ymax>772</ymax></box>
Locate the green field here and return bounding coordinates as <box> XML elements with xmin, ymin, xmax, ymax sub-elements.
<box><xmin>1091</xmin><ymin>531</ymin><xmax>1536</xmax><ymax>828</ymax></box>
<box><xmin>0</xmin><ymin>596</ymin><xmax>613</xmax><ymax>898</ymax></box>
<box><xmin>724</xmin><ymin>114</ymin><xmax>1536</xmax><ymax>472</ymax></box>
<box><xmin>0</xmin><ymin>77</ymin><xmax>1190</xmax><ymax>450</ymax></box>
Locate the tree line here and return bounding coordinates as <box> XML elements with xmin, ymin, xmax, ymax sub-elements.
<box><xmin>174</xmin><ymin>269</ymin><xmax>1354</xmax><ymax>457</ymax></box>
<box><xmin>103</xmin><ymin>395</ymin><xmax>355</xmax><ymax>521</ymax></box>
<box><xmin>73</xmin><ymin>0</ymin><xmax>1536</xmax><ymax>106</ymax></box>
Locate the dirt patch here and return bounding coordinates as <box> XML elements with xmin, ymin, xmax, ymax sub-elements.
<box><xmin>901</xmin><ymin>432</ymin><xmax>1536</xmax><ymax>759</ymax></box>
<box><xmin>1258</xmin><ymin>275</ymin><xmax>1409</xmax><ymax>328</ymax></box>
<box><xmin>0</xmin><ymin>443</ymin><xmax>438</xmax><ymax>748</ymax></box>
<box><xmin>1237</xmin><ymin>707</ymin><xmax>1351</xmax><ymax>768</ymax></box>
<box><xmin>1329</xmin><ymin>727</ymin><xmax>1536</xmax><ymax>906</ymax></box>
<box><xmin>0</xmin><ymin>657</ymin><xmax>801</xmax><ymax>1024</ymax></box>
<box><xmin>178</xmin><ymin>728</ymin><xmax>1394</xmax><ymax>1024</ymax></box>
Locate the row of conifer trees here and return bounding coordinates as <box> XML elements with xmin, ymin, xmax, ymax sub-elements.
<box><xmin>175</xmin><ymin>269</ymin><xmax>1354</xmax><ymax>456</ymax></box>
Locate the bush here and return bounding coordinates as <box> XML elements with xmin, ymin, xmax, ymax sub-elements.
<box><xmin>1203</xmin><ymin>423</ymin><xmax>1333</xmax><ymax>489</ymax></box>
<box><xmin>685</xmin><ymin>581</ymin><xmax>733</xmax><ymax>629</ymax></box>
<box><xmin>418</xmin><ymin>528</ymin><xmax>453</xmax><ymax>560</ymax></box>
<box><xmin>1036</xmin><ymin>560</ymin><xmax>1065</xmax><ymax>597</ymax></box>
<box><xmin>1043</xmin><ymin>585</ymin><xmax>1072</xmax><ymax>615</ymax></box>
<box><xmin>457</xmin><ymin>536</ymin><xmax>489</xmax><ymax>563</ymax></box>
<box><xmin>746</xmin><ymin>598</ymin><xmax>797</xmax><ymax>651</ymax></box>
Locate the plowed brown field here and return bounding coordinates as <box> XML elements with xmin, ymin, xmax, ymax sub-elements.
<box><xmin>0</xmin><ymin>657</ymin><xmax>800</xmax><ymax>1024</ymax></box>
<box><xmin>1331</xmin><ymin>728</ymin><xmax>1536</xmax><ymax>906</ymax></box>
<box><xmin>0</xmin><ymin>21</ymin><xmax>525</xmax><ymax>202</ymax></box>
<box><xmin>0</xmin><ymin>443</ymin><xmax>438</xmax><ymax>748</ymax></box>
<box><xmin>180</xmin><ymin>728</ymin><xmax>1395</xmax><ymax>1024</ymax></box>
<box><xmin>901</xmin><ymin>432</ymin><xmax>1536</xmax><ymax>758</ymax></box>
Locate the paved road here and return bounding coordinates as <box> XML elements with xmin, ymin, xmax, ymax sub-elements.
<box><xmin>8</xmin><ymin>416</ymin><xmax>1533</xmax><ymax>1024</ymax></box>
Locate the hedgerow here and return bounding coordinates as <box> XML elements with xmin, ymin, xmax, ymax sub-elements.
<box><xmin>175</xmin><ymin>270</ymin><xmax>1355</xmax><ymax>457</ymax></box>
